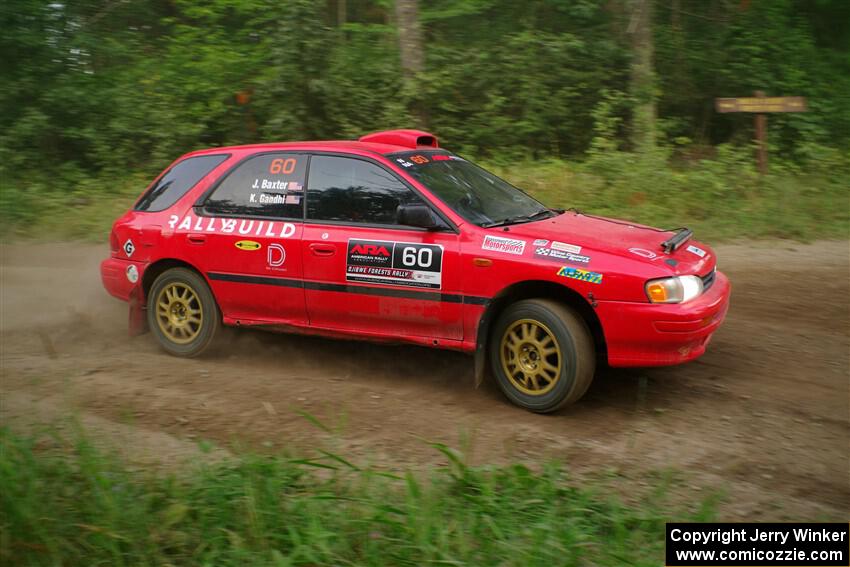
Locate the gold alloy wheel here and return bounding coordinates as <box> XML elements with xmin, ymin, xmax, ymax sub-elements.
<box><xmin>155</xmin><ymin>282</ymin><xmax>203</xmax><ymax>344</ymax></box>
<box><xmin>500</xmin><ymin>318</ymin><xmax>562</xmax><ymax>395</ymax></box>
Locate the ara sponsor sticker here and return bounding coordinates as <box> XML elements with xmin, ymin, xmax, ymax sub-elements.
<box><xmin>686</xmin><ymin>244</ymin><xmax>706</xmax><ymax>258</ymax></box>
<box><xmin>534</xmin><ymin>247</ymin><xmax>590</xmax><ymax>264</ymax></box>
<box><xmin>532</xmin><ymin>239</ymin><xmax>549</xmax><ymax>246</ymax></box>
<box><xmin>267</xmin><ymin>243</ymin><xmax>285</xmax><ymax>270</ymax></box>
<box><xmin>235</xmin><ymin>240</ymin><xmax>261</xmax><ymax>251</ymax></box>
<box><xmin>550</xmin><ymin>241</ymin><xmax>582</xmax><ymax>254</ymax></box>
<box><xmin>556</xmin><ymin>266</ymin><xmax>603</xmax><ymax>284</ymax></box>
<box><xmin>482</xmin><ymin>235</ymin><xmax>526</xmax><ymax>255</ymax></box>
<box><xmin>123</xmin><ymin>239</ymin><xmax>135</xmax><ymax>258</ymax></box>
<box><xmin>126</xmin><ymin>264</ymin><xmax>139</xmax><ymax>283</ymax></box>
<box><xmin>628</xmin><ymin>247</ymin><xmax>658</xmax><ymax>259</ymax></box>
<box><xmin>347</xmin><ymin>238</ymin><xmax>443</xmax><ymax>289</ymax></box>
<box><xmin>168</xmin><ymin>215</ymin><xmax>297</xmax><ymax>239</ymax></box>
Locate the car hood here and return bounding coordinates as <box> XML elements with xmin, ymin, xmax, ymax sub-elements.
<box><xmin>502</xmin><ymin>211</ymin><xmax>715</xmax><ymax>276</ymax></box>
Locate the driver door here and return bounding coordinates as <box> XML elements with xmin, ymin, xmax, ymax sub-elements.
<box><xmin>300</xmin><ymin>154</ymin><xmax>463</xmax><ymax>340</ymax></box>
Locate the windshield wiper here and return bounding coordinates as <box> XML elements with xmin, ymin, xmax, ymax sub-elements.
<box><xmin>480</xmin><ymin>208</ymin><xmax>556</xmax><ymax>228</ymax></box>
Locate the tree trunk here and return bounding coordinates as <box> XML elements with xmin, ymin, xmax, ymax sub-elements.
<box><xmin>628</xmin><ymin>0</ymin><xmax>656</xmax><ymax>151</ymax></box>
<box><xmin>395</xmin><ymin>0</ymin><xmax>424</xmax><ymax>78</ymax></box>
<box><xmin>337</xmin><ymin>0</ymin><xmax>346</xmax><ymax>28</ymax></box>
<box><xmin>394</xmin><ymin>0</ymin><xmax>425</xmax><ymax>125</ymax></box>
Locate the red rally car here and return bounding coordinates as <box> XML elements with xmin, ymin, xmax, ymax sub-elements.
<box><xmin>101</xmin><ymin>129</ymin><xmax>731</xmax><ymax>413</ymax></box>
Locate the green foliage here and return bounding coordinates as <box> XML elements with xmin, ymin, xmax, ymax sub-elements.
<box><xmin>422</xmin><ymin>0</ymin><xmax>628</xmax><ymax>157</ymax></box>
<box><xmin>486</xmin><ymin>145</ymin><xmax>850</xmax><ymax>242</ymax></box>
<box><xmin>2</xmin><ymin>149</ymin><xmax>846</xmax><ymax>243</ymax></box>
<box><xmin>0</xmin><ymin>0</ymin><xmax>847</xmax><ymax>239</ymax></box>
<box><xmin>0</xmin><ymin>427</ymin><xmax>713</xmax><ymax>566</ymax></box>
<box><xmin>4</xmin><ymin>0</ymin><xmax>847</xmax><ymax>167</ymax></box>
<box><xmin>655</xmin><ymin>0</ymin><xmax>850</xmax><ymax>154</ymax></box>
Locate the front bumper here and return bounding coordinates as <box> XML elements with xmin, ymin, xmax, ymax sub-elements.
<box><xmin>596</xmin><ymin>271</ymin><xmax>731</xmax><ymax>367</ymax></box>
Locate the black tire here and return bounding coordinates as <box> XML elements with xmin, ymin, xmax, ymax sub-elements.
<box><xmin>489</xmin><ymin>299</ymin><xmax>595</xmax><ymax>413</ymax></box>
<box><xmin>147</xmin><ymin>267</ymin><xmax>221</xmax><ymax>357</ymax></box>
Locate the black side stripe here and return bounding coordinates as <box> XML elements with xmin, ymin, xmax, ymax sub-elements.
<box><xmin>208</xmin><ymin>272</ymin><xmax>302</xmax><ymax>289</ymax></box>
<box><xmin>207</xmin><ymin>272</ymin><xmax>490</xmax><ymax>306</ymax></box>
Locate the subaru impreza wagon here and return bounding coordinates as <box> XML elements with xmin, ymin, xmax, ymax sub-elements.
<box><xmin>101</xmin><ymin>129</ymin><xmax>731</xmax><ymax>412</ymax></box>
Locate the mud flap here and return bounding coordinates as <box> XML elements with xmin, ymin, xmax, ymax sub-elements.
<box><xmin>474</xmin><ymin>344</ymin><xmax>486</xmax><ymax>388</ymax></box>
<box><xmin>473</xmin><ymin>307</ymin><xmax>493</xmax><ymax>389</ymax></box>
<box><xmin>128</xmin><ymin>286</ymin><xmax>149</xmax><ymax>336</ymax></box>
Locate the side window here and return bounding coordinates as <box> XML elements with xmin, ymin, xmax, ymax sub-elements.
<box><xmin>204</xmin><ymin>153</ymin><xmax>306</xmax><ymax>218</ymax></box>
<box><xmin>306</xmin><ymin>155</ymin><xmax>425</xmax><ymax>225</ymax></box>
<box><xmin>135</xmin><ymin>154</ymin><xmax>228</xmax><ymax>212</ymax></box>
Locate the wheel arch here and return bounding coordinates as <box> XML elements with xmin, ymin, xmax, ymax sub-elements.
<box><xmin>473</xmin><ymin>280</ymin><xmax>607</xmax><ymax>386</ymax></box>
<box><xmin>141</xmin><ymin>258</ymin><xmax>208</xmax><ymax>303</ymax></box>
<box><xmin>128</xmin><ymin>258</ymin><xmax>206</xmax><ymax>336</ymax></box>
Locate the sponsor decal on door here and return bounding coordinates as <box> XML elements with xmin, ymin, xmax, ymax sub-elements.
<box><xmin>266</xmin><ymin>243</ymin><xmax>286</xmax><ymax>271</ymax></box>
<box><xmin>235</xmin><ymin>240</ymin><xmax>262</xmax><ymax>251</ymax></box>
<box><xmin>346</xmin><ymin>239</ymin><xmax>443</xmax><ymax>289</ymax></box>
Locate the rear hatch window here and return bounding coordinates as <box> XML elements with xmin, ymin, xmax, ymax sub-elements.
<box><xmin>135</xmin><ymin>154</ymin><xmax>228</xmax><ymax>212</ymax></box>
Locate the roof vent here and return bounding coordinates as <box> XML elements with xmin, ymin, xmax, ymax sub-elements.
<box><xmin>359</xmin><ymin>129</ymin><xmax>439</xmax><ymax>149</ymax></box>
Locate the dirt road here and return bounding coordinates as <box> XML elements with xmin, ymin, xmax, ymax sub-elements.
<box><xmin>1</xmin><ymin>241</ymin><xmax>848</xmax><ymax>520</ymax></box>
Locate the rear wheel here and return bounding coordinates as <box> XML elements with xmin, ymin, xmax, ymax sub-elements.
<box><xmin>147</xmin><ymin>268</ymin><xmax>220</xmax><ymax>357</ymax></box>
<box><xmin>489</xmin><ymin>299</ymin><xmax>595</xmax><ymax>413</ymax></box>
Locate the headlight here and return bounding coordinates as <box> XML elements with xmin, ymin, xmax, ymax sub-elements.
<box><xmin>645</xmin><ymin>275</ymin><xmax>703</xmax><ymax>304</ymax></box>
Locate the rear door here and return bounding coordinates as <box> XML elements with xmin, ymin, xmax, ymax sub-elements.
<box><xmin>301</xmin><ymin>154</ymin><xmax>463</xmax><ymax>340</ymax></box>
<box><xmin>185</xmin><ymin>152</ymin><xmax>308</xmax><ymax>324</ymax></box>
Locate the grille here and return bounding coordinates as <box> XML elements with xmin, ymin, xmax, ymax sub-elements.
<box><xmin>701</xmin><ymin>268</ymin><xmax>717</xmax><ymax>291</ymax></box>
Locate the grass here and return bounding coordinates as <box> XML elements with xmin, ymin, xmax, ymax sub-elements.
<box><xmin>1</xmin><ymin>147</ymin><xmax>847</xmax><ymax>243</ymax></box>
<box><xmin>0</xmin><ymin>426</ymin><xmax>717</xmax><ymax>566</ymax></box>
<box><xmin>0</xmin><ymin>171</ymin><xmax>149</xmax><ymax>243</ymax></box>
<box><xmin>487</xmin><ymin>147</ymin><xmax>850</xmax><ymax>242</ymax></box>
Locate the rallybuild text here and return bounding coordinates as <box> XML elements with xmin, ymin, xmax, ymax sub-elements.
<box><xmin>665</xmin><ymin>522</ymin><xmax>849</xmax><ymax>567</ymax></box>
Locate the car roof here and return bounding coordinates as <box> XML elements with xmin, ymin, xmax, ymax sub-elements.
<box><xmin>179</xmin><ymin>130</ymin><xmax>445</xmax><ymax>160</ymax></box>
<box><xmin>184</xmin><ymin>140</ymin><xmax>413</xmax><ymax>158</ymax></box>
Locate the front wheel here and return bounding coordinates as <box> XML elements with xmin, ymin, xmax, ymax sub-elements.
<box><xmin>489</xmin><ymin>299</ymin><xmax>595</xmax><ymax>413</ymax></box>
<box><xmin>147</xmin><ymin>267</ymin><xmax>220</xmax><ymax>357</ymax></box>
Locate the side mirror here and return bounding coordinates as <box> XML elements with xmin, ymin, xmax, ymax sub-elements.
<box><xmin>397</xmin><ymin>203</ymin><xmax>438</xmax><ymax>229</ymax></box>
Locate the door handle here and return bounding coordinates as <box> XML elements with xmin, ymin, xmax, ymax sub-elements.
<box><xmin>309</xmin><ymin>243</ymin><xmax>336</xmax><ymax>256</ymax></box>
<box><xmin>187</xmin><ymin>233</ymin><xmax>207</xmax><ymax>245</ymax></box>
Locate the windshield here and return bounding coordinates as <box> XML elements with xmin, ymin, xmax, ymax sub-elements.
<box><xmin>389</xmin><ymin>152</ymin><xmax>553</xmax><ymax>226</ymax></box>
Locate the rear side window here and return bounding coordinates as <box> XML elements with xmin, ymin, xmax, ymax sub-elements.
<box><xmin>135</xmin><ymin>154</ymin><xmax>228</xmax><ymax>212</ymax></box>
<box><xmin>203</xmin><ymin>153</ymin><xmax>306</xmax><ymax>219</ymax></box>
<box><xmin>306</xmin><ymin>155</ymin><xmax>424</xmax><ymax>225</ymax></box>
